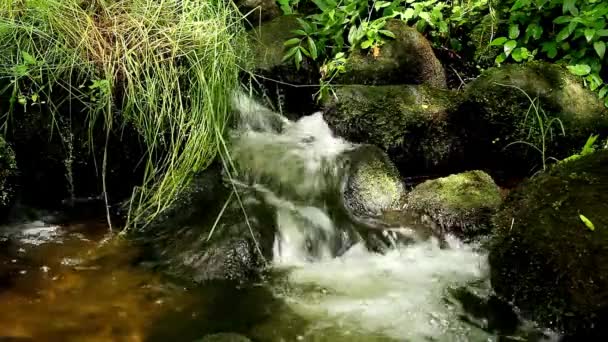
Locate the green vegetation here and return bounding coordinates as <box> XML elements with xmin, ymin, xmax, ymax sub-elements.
<box><xmin>0</xmin><ymin>136</ymin><xmax>17</xmax><ymax>207</ymax></box>
<box><xmin>490</xmin><ymin>0</ymin><xmax>608</xmax><ymax>106</ymax></box>
<box><xmin>0</xmin><ymin>0</ymin><xmax>248</xmax><ymax>229</ymax></box>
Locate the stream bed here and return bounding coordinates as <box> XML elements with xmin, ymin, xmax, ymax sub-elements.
<box><xmin>0</xmin><ymin>219</ymin><xmax>557</xmax><ymax>341</ymax></box>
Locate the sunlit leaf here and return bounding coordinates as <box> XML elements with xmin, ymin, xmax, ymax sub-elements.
<box><xmin>580</xmin><ymin>214</ymin><xmax>595</xmax><ymax>231</ymax></box>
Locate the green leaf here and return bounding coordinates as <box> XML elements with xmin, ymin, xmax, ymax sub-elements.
<box><xmin>495</xmin><ymin>52</ymin><xmax>507</xmax><ymax>64</ymax></box>
<box><xmin>579</xmin><ymin>214</ymin><xmax>595</xmax><ymax>231</ymax></box>
<box><xmin>585</xmin><ymin>29</ymin><xmax>596</xmax><ymax>43</ymax></box>
<box><xmin>599</xmin><ymin>86</ymin><xmax>608</xmax><ymax>99</ymax></box>
<box><xmin>563</xmin><ymin>0</ymin><xmax>578</xmax><ymax>16</ymax></box>
<box><xmin>509</xmin><ymin>24</ymin><xmax>520</xmax><ymax>39</ymax></box>
<box><xmin>294</xmin><ymin>48</ymin><xmax>303</xmax><ymax>70</ymax></box>
<box><xmin>419</xmin><ymin>12</ymin><xmax>432</xmax><ymax>25</ymax></box>
<box><xmin>361</xmin><ymin>39</ymin><xmax>373</xmax><ymax>49</ymax></box>
<box><xmin>504</xmin><ymin>40</ymin><xmax>517</xmax><ymax>56</ymax></box>
<box><xmin>554</xmin><ymin>16</ymin><xmax>572</xmax><ymax>25</ymax></box>
<box><xmin>21</xmin><ymin>51</ymin><xmax>37</xmax><ymax>65</ymax></box>
<box><xmin>556</xmin><ymin>26</ymin><xmax>572</xmax><ymax>41</ymax></box>
<box><xmin>594</xmin><ymin>41</ymin><xmax>606</xmax><ymax>59</ymax></box>
<box><xmin>512</xmin><ymin>47</ymin><xmax>524</xmax><ymax>62</ymax></box>
<box><xmin>374</xmin><ymin>1</ymin><xmax>391</xmax><ymax>10</ymax></box>
<box><xmin>308</xmin><ymin>37</ymin><xmax>318</xmax><ymax>59</ymax></box>
<box><xmin>402</xmin><ymin>8</ymin><xmax>415</xmax><ymax>20</ymax></box>
<box><xmin>379</xmin><ymin>29</ymin><xmax>396</xmax><ymax>39</ymax></box>
<box><xmin>542</xmin><ymin>41</ymin><xmax>558</xmax><ymax>58</ymax></box>
<box><xmin>490</xmin><ymin>37</ymin><xmax>508</xmax><ymax>46</ymax></box>
<box><xmin>284</xmin><ymin>38</ymin><xmax>301</xmax><ymax>47</ymax></box>
<box><xmin>567</xmin><ymin>64</ymin><xmax>591</xmax><ymax>76</ymax></box>
<box><xmin>282</xmin><ymin>46</ymin><xmax>299</xmax><ymax>62</ymax></box>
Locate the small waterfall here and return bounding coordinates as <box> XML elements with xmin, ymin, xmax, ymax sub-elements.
<box><xmin>231</xmin><ymin>94</ymin><xmax>358</xmax><ymax>263</ymax></box>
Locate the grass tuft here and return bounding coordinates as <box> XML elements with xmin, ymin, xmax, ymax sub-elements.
<box><xmin>0</xmin><ymin>0</ymin><xmax>249</xmax><ymax>230</ymax></box>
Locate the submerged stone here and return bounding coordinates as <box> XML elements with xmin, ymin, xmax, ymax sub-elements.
<box><xmin>406</xmin><ymin>171</ymin><xmax>502</xmax><ymax>237</ymax></box>
<box><xmin>338</xmin><ymin>20</ymin><xmax>447</xmax><ymax>88</ymax></box>
<box><xmin>323</xmin><ymin>84</ymin><xmax>463</xmax><ymax>174</ymax></box>
<box><xmin>490</xmin><ymin>150</ymin><xmax>608</xmax><ymax>337</ymax></box>
<box><xmin>457</xmin><ymin>62</ymin><xmax>608</xmax><ymax>175</ymax></box>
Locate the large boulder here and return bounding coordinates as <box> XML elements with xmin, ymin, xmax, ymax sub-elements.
<box><xmin>455</xmin><ymin>62</ymin><xmax>608</xmax><ymax>176</ymax></box>
<box><xmin>338</xmin><ymin>20</ymin><xmax>447</xmax><ymax>88</ymax></box>
<box><xmin>323</xmin><ymin>84</ymin><xmax>464</xmax><ymax>175</ymax></box>
<box><xmin>490</xmin><ymin>150</ymin><xmax>608</xmax><ymax>337</ymax></box>
<box><xmin>406</xmin><ymin>170</ymin><xmax>502</xmax><ymax>237</ymax></box>
<box><xmin>0</xmin><ymin>137</ymin><xmax>17</xmax><ymax>212</ymax></box>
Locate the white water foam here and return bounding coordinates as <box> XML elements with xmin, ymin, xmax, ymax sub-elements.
<box><xmin>274</xmin><ymin>236</ymin><xmax>490</xmax><ymax>341</ymax></box>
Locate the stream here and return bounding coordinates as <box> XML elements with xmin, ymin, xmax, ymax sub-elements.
<box><xmin>0</xmin><ymin>95</ymin><xmax>559</xmax><ymax>341</ymax></box>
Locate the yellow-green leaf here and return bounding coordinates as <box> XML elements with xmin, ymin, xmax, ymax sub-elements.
<box><xmin>580</xmin><ymin>214</ymin><xmax>595</xmax><ymax>231</ymax></box>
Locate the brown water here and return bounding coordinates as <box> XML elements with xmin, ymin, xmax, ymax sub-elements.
<box><xmin>0</xmin><ymin>220</ymin><xmax>206</xmax><ymax>341</ymax></box>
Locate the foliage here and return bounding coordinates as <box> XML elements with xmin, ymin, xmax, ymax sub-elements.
<box><xmin>499</xmin><ymin>83</ymin><xmax>566</xmax><ymax>173</ymax></box>
<box><xmin>0</xmin><ymin>0</ymin><xmax>248</xmax><ymax>230</ymax></box>
<box><xmin>278</xmin><ymin>0</ymin><xmax>491</xmax><ymax>99</ymax></box>
<box><xmin>490</xmin><ymin>0</ymin><xmax>608</xmax><ymax>106</ymax></box>
<box><xmin>562</xmin><ymin>134</ymin><xmax>600</xmax><ymax>162</ymax></box>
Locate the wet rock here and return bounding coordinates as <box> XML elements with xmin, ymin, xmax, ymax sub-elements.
<box><xmin>140</xmin><ymin>166</ymin><xmax>275</xmax><ymax>283</ymax></box>
<box><xmin>406</xmin><ymin>171</ymin><xmax>502</xmax><ymax>237</ymax></box>
<box><xmin>323</xmin><ymin>84</ymin><xmax>463</xmax><ymax>174</ymax></box>
<box><xmin>490</xmin><ymin>150</ymin><xmax>608</xmax><ymax>337</ymax></box>
<box><xmin>338</xmin><ymin>20</ymin><xmax>447</xmax><ymax>88</ymax></box>
<box><xmin>343</xmin><ymin>145</ymin><xmax>406</xmax><ymax>218</ymax></box>
<box><xmin>456</xmin><ymin>62</ymin><xmax>608</xmax><ymax>176</ymax></box>
<box><xmin>0</xmin><ymin>137</ymin><xmax>17</xmax><ymax>213</ymax></box>
<box><xmin>198</xmin><ymin>332</ymin><xmax>252</xmax><ymax>342</ymax></box>
<box><xmin>236</xmin><ymin>0</ymin><xmax>280</xmax><ymax>25</ymax></box>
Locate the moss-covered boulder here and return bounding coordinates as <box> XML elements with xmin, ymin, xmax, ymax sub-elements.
<box><xmin>343</xmin><ymin>145</ymin><xmax>406</xmax><ymax>218</ymax></box>
<box><xmin>323</xmin><ymin>84</ymin><xmax>464</xmax><ymax>174</ymax></box>
<box><xmin>406</xmin><ymin>171</ymin><xmax>502</xmax><ymax>237</ymax></box>
<box><xmin>0</xmin><ymin>137</ymin><xmax>17</xmax><ymax>211</ymax></box>
<box><xmin>456</xmin><ymin>62</ymin><xmax>608</xmax><ymax>176</ymax></box>
<box><xmin>490</xmin><ymin>150</ymin><xmax>608</xmax><ymax>337</ymax></box>
<box><xmin>338</xmin><ymin>20</ymin><xmax>447</xmax><ymax>88</ymax></box>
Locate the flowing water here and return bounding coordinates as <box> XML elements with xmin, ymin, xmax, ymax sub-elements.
<box><xmin>0</xmin><ymin>95</ymin><xmax>557</xmax><ymax>341</ymax></box>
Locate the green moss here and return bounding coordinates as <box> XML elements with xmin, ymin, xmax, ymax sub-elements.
<box><xmin>344</xmin><ymin>145</ymin><xmax>406</xmax><ymax>217</ymax></box>
<box><xmin>0</xmin><ymin>136</ymin><xmax>17</xmax><ymax>208</ymax></box>
<box><xmin>490</xmin><ymin>150</ymin><xmax>608</xmax><ymax>336</ymax></box>
<box><xmin>324</xmin><ymin>84</ymin><xmax>462</xmax><ymax>172</ymax></box>
<box><xmin>407</xmin><ymin>170</ymin><xmax>502</xmax><ymax>235</ymax></box>
<box><xmin>338</xmin><ymin>20</ymin><xmax>446</xmax><ymax>88</ymax></box>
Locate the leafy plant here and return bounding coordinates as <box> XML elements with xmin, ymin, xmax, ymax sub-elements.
<box><xmin>580</xmin><ymin>214</ymin><xmax>596</xmax><ymax>231</ymax></box>
<box><xmin>562</xmin><ymin>134</ymin><xmax>599</xmax><ymax>162</ymax></box>
<box><xmin>499</xmin><ymin>83</ymin><xmax>566</xmax><ymax>173</ymax></box>
<box><xmin>490</xmin><ymin>0</ymin><xmax>608</xmax><ymax>106</ymax></box>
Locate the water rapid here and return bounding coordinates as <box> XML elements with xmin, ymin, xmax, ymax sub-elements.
<box><xmin>228</xmin><ymin>94</ymin><xmax>518</xmax><ymax>341</ymax></box>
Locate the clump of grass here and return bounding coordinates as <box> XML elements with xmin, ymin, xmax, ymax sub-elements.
<box><xmin>0</xmin><ymin>0</ymin><xmax>249</xmax><ymax>230</ymax></box>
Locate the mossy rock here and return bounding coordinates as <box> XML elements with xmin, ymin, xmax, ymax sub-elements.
<box><xmin>490</xmin><ymin>150</ymin><xmax>608</xmax><ymax>337</ymax></box>
<box><xmin>406</xmin><ymin>170</ymin><xmax>502</xmax><ymax>236</ymax></box>
<box><xmin>338</xmin><ymin>20</ymin><xmax>447</xmax><ymax>88</ymax></box>
<box><xmin>343</xmin><ymin>145</ymin><xmax>406</xmax><ymax>218</ymax></box>
<box><xmin>456</xmin><ymin>62</ymin><xmax>608</xmax><ymax>176</ymax></box>
<box><xmin>323</xmin><ymin>84</ymin><xmax>464</xmax><ymax>175</ymax></box>
<box><xmin>0</xmin><ymin>136</ymin><xmax>17</xmax><ymax>210</ymax></box>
